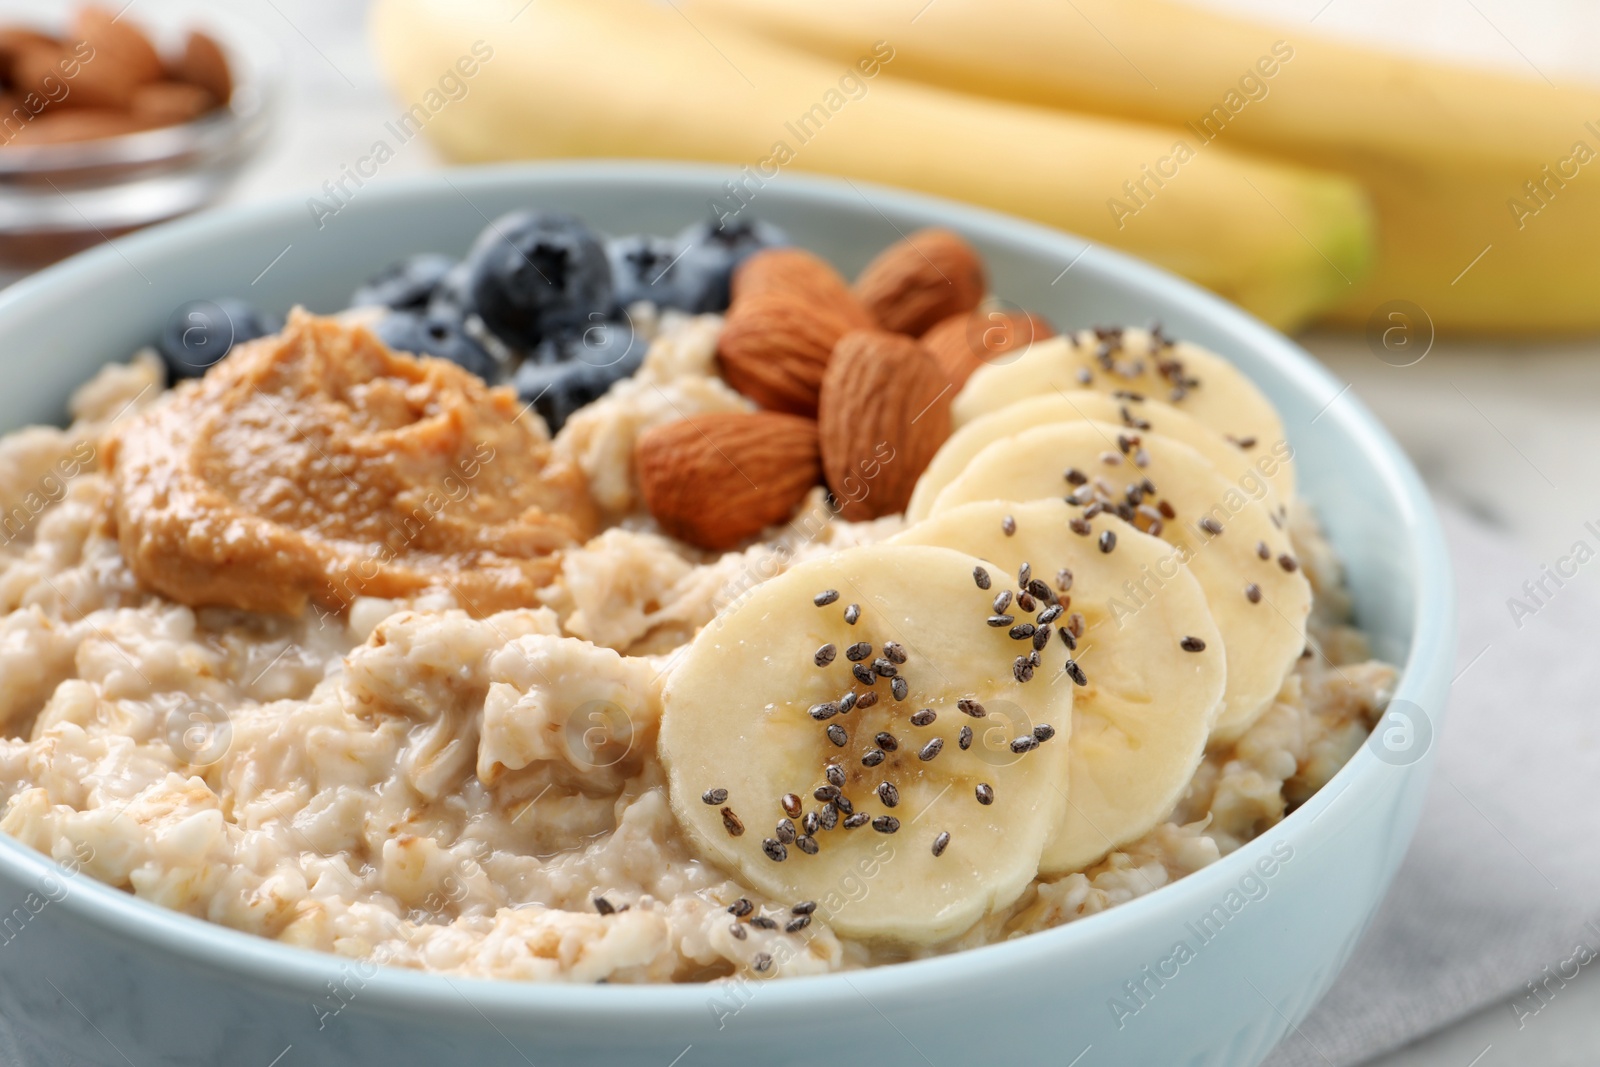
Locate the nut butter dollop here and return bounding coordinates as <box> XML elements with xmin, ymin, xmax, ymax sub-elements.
<box><xmin>105</xmin><ymin>309</ymin><xmax>596</xmax><ymax>616</ymax></box>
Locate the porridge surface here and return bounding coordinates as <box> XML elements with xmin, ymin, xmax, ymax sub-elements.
<box><xmin>0</xmin><ymin>312</ymin><xmax>1394</xmax><ymax>982</ymax></box>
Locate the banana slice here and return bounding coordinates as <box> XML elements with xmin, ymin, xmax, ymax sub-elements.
<box><xmin>954</xmin><ymin>328</ymin><xmax>1294</xmax><ymax>501</ymax></box>
<box><xmin>929</xmin><ymin>421</ymin><xmax>1310</xmax><ymax>740</ymax></box>
<box><xmin>659</xmin><ymin>544</ymin><xmax>1074</xmax><ymax>945</ymax></box>
<box><xmin>907</xmin><ymin>391</ymin><xmax>1280</xmax><ymax>523</ymax></box>
<box><xmin>894</xmin><ymin>501</ymin><xmax>1224</xmax><ymax>874</ymax></box>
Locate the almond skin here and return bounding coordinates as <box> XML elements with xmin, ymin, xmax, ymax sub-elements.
<box><xmin>818</xmin><ymin>330</ymin><xmax>952</xmax><ymax>521</ymax></box>
<box><xmin>717</xmin><ymin>290</ymin><xmax>861</xmax><ymax>416</ymax></box>
<box><xmin>853</xmin><ymin>228</ymin><xmax>987</xmax><ymax>336</ymax></box>
<box><xmin>923</xmin><ymin>309</ymin><xmax>1056</xmax><ymax>389</ymax></box>
<box><xmin>635</xmin><ymin>412</ymin><xmax>821</xmax><ymax>550</ymax></box>
<box><xmin>731</xmin><ymin>248</ymin><xmax>873</xmax><ymax>327</ymax></box>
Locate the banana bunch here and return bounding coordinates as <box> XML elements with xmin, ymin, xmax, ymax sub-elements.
<box><xmin>369</xmin><ymin>0</ymin><xmax>1374</xmax><ymax>330</ymax></box>
<box><xmin>684</xmin><ymin>0</ymin><xmax>1600</xmax><ymax>334</ymax></box>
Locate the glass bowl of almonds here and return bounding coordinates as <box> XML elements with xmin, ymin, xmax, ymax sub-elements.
<box><xmin>0</xmin><ymin>3</ymin><xmax>278</xmax><ymax>274</ymax></box>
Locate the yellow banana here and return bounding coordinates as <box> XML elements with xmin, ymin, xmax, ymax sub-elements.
<box><xmin>685</xmin><ymin>0</ymin><xmax>1600</xmax><ymax>334</ymax></box>
<box><xmin>369</xmin><ymin>0</ymin><xmax>1374</xmax><ymax>330</ymax></box>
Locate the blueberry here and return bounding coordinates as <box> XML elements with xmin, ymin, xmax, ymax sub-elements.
<box><xmin>671</xmin><ymin>217</ymin><xmax>789</xmax><ymax>313</ymax></box>
<box><xmin>606</xmin><ymin>234</ymin><xmax>689</xmax><ymax>312</ymax></box>
<box><xmin>349</xmin><ymin>254</ymin><xmax>457</xmax><ymax>312</ymax></box>
<box><xmin>375</xmin><ymin>308</ymin><xmax>498</xmax><ymax>382</ymax></box>
<box><xmin>157</xmin><ymin>298</ymin><xmax>277</xmax><ymax>380</ymax></box>
<box><xmin>463</xmin><ymin>210</ymin><xmax>612</xmax><ymax>348</ymax></box>
<box><xmin>513</xmin><ymin>321</ymin><xmax>647</xmax><ymax>432</ymax></box>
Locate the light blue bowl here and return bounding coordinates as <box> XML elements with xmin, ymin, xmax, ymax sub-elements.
<box><xmin>0</xmin><ymin>163</ymin><xmax>1454</xmax><ymax>1067</ymax></box>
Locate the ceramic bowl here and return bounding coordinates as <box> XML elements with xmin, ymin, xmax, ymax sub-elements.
<box><xmin>0</xmin><ymin>162</ymin><xmax>1454</xmax><ymax>1067</ymax></box>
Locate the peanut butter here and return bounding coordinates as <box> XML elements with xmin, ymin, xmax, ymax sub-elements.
<box><xmin>105</xmin><ymin>309</ymin><xmax>595</xmax><ymax>616</ymax></box>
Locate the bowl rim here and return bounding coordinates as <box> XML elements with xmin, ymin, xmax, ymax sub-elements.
<box><xmin>0</xmin><ymin>160</ymin><xmax>1456</xmax><ymax>1023</ymax></box>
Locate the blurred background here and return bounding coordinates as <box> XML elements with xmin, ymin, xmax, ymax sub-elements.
<box><xmin>4</xmin><ymin>0</ymin><xmax>1596</xmax><ymax>1064</ymax></box>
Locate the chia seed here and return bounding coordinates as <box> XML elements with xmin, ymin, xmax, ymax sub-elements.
<box><xmin>814</xmin><ymin>590</ymin><xmax>839</xmax><ymax>607</ymax></box>
<box><xmin>855</xmin><ymin>691</ymin><xmax>880</xmax><ymax>710</ymax></box>
<box><xmin>846</xmin><ymin>642</ymin><xmax>872</xmax><ymax>662</ymax></box>
<box><xmin>814</xmin><ymin>644</ymin><xmax>837</xmax><ymax>668</ymax></box>
<box><xmin>910</xmin><ymin>709</ymin><xmax>936</xmax><ymax>727</ymax></box>
<box><xmin>1033</xmin><ymin>724</ymin><xmax>1056</xmax><ymax>742</ymax></box>
<box><xmin>1199</xmin><ymin>516</ymin><xmax>1223</xmax><ymax>535</ymax></box>
<box><xmin>728</xmin><ymin>898</ymin><xmax>753</xmax><ymax>917</ymax></box>
<box><xmin>844</xmin><ymin>812</ymin><xmax>870</xmax><ymax>828</ymax></box>
<box><xmin>1013</xmin><ymin>657</ymin><xmax>1035</xmax><ymax>683</ymax></box>
<box><xmin>872</xmin><ymin>816</ymin><xmax>901</xmax><ymax>834</ymax></box>
<box><xmin>987</xmin><ymin>614</ymin><xmax>1015</xmax><ymax>627</ymax></box>
<box><xmin>785</xmin><ymin>915</ymin><xmax>812</xmax><ymax>934</ymax></box>
<box><xmin>775</xmin><ymin>819</ymin><xmax>796</xmax><ymax>844</ymax></box>
<box><xmin>932</xmin><ymin>832</ymin><xmax>951</xmax><ymax>857</ymax></box>
<box><xmin>1278</xmin><ymin>554</ymin><xmax>1299</xmax><ymax>572</ymax></box>
<box><xmin>877</xmin><ymin>782</ymin><xmax>900</xmax><ymax>807</ymax></box>
<box><xmin>918</xmin><ymin>738</ymin><xmax>945</xmax><ymax>762</ymax></box>
<box><xmin>958</xmin><ymin>699</ymin><xmax>987</xmax><ymax>718</ymax></box>
<box><xmin>781</xmin><ymin>793</ymin><xmax>802</xmax><ymax>818</ymax></box>
<box><xmin>875</xmin><ymin>732</ymin><xmax>899</xmax><ymax>751</ymax></box>
<box><xmin>721</xmin><ymin>807</ymin><xmax>745</xmax><ymax>836</ymax></box>
<box><xmin>1246</xmin><ymin>582</ymin><xmax>1263</xmax><ymax>603</ymax></box>
<box><xmin>826</xmin><ymin>764</ymin><xmax>846</xmax><ymax>788</ymax></box>
<box><xmin>1099</xmin><ymin>530</ymin><xmax>1117</xmax><ymax>553</ymax></box>
<box><xmin>1180</xmin><ymin>636</ymin><xmax>1207</xmax><ymax>652</ymax></box>
<box><xmin>809</xmin><ymin>701</ymin><xmax>840</xmax><ymax>721</ymax></box>
<box><xmin>852</xmin><ymin>663</ymin><xmax>876</xmax><ymax>686</ymax></box>
<box><xmin>974</xmin><ymin>566</ymin><xmax>992</xmax><ymax>590</ymax></box>
<box><xmin>975</xmin><ymin>783</ymin><xmax>995</xmax><ymax>805</ymax></box>
<box><xmin>702</xmin><ymin>788</ymin><xmax>728</xmax><ymax>805</ymax></box>
<box><xmin>1064</xmin><ymin>659</ymin><xmax>1088</xmax><ymax>686</ymax></box>
<box><xmin>1002</xmin><ymin>515</ymin><xmax>1017</xmax><ymax>536</ymax></box>
<box><xmin>862</xmin><ymin>749</ymin><xmax>886</xmax><ymax>768</ymax></box>
<box><xmin>883</xmin><ymin>642</ymin><xmax>907</xmax><ymax>664</ymax></box>
<box><xmin>827</xmin><ymin>724</ymin><xmax>847</xmax><ymax>747</ymax></box>
<box><xmin>762</xmin><ymin>838</ymin><xmax>787</xmax><ymax>862</ymax></box>
<box><xmin>844</xmin><ymin>603</ymin><xmax>861</xmax><ymax>625</ymax></box>
<box><xmin>891</xmin><ymin>677</ymin><xmax>909</xmax><ymax>701</ymax></box>
<box><xmin>959</xmin><ymin>725</ymin><xmax>973</xmax><ymax>750</ymax></box>
<box><xmin>1069</xmin><ymin>518</ymin><xmax>1091</xmax><ymax>536</ymax></box>
<box><xmin>795</xmin><ymin>835</ymin><xmax>819</xmax><ymax>855</ymax></box>
<box><xmin>1009</xmin><ymin>622</ymin><xmax>1036</xmax><ymax>640</ymax></box>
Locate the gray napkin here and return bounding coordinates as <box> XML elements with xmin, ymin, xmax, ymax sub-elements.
<box><xmin>1265</xmin><ymin>499</ymin><xmax>1600</xmax><ymax>1066</ymax></box>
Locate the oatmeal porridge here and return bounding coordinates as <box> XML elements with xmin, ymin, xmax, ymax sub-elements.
<box><xmin>0</xmin><ymin>215</ymin><xmax>1394</xmax><ymax>982</ymax></box>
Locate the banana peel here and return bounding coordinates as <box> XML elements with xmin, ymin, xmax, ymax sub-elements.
<box><xmin>369</xmin><ymin>0</ymin><xmax>1375</xmax><ymax>331</ymax></box>
<box><xmin>687</xmin><ymin>0</ymin><xmax>1600</xmax><ymax>334</ymax></box>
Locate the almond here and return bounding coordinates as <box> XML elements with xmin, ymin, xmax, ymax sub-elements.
<box><xmin>731</xmin><ymin>248</ymin><xmax>872</xmax><ymax>326</ymax></box>
<box><xmin>131</xmin><ymin>81</ymin><xmax>214</xmax><ymax>126</ymax></box>
<box><xmin>922</xmin><ymin>309</ymin><xmax>1056</xmax><ymax>389</ymax></box>
<box><xmin>717</xmin><ymin>290</ymin><xmax>860</xmax><ymax>416</ymax></box>
<box><xmin>818</xmin><ymin>330</ymin><xmax>952</xmax><ymax>521</ymax></box>
<box><xmin>173</xmin><ymin>31</ymin><xmax>232</xmax><ymax>106</ymax></box>
<box><xmin>635</xmin><ymin>411</ymin><xmax>821</xmax><ymax>550</ymax></box>
<box><xmin>72</xmin><ymin>7</ymin><xmax>164</xmax><ymax>87</ymax></box>
<box><xmin>853</xmin><ymin>228</ymin><xmax>987</xmax><ymax>336</ymax></box>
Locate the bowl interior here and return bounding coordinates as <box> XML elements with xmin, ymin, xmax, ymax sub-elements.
<box><xmin>0</xmin><ymin>161</ymin><xmax>1447</xmax><ymax>1016</ymax></box>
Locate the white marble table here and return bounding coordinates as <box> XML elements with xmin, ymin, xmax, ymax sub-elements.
<box><xmin>57</xmin><ymin>0</ymin><xmax>1600</xmax><ymax>1062</ymax></box>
